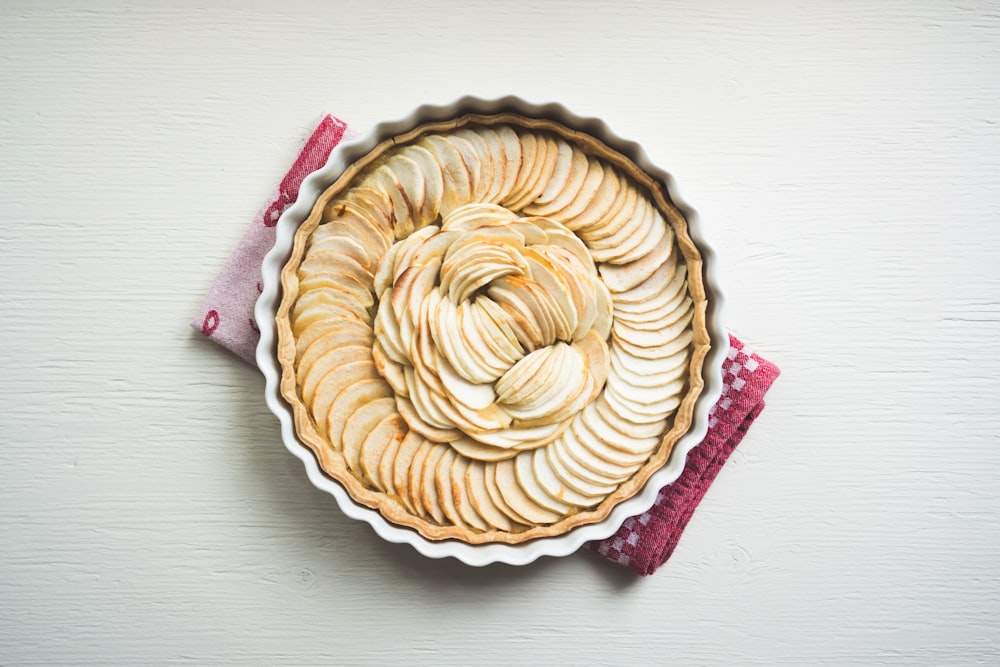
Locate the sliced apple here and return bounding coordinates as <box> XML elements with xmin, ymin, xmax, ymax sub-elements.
<box><xmin>546</xmin><ymin>436</ymin><xmax>622</xmax><ymax>496</ymax></box>
<box><xmin>473</xmin><ymin>296</ymin><xmax>527</xmax><ymax>362</ymax></box>
<box><xmin>444</xmin><ymin>134</ymin><xmax>483</xmax><ymax>202</ymax></box>
<box><xmin>570</xmin><ymin>171</ymin><xmax>631</xmax><ymax>235</ymax></box>
<box><xmin>524</xmin><ymin>144</ymin><xmax>589</xmax><ymax>216</ymax></box>
<box><xmin>430</xmin><ymin>290</ymin><xmax>498</xmax><ymax>385</ymax></box>
<box><xmin>579</xmin><ymin>401</ymin><xmax>662</xmax><ymax>455</ymax></box>
<box><xmin>464</xmin><ymin>460</ymin><xmax>514</xmax><ymax>531</ymax></box>
<box><xmin>376</xmin><ymin>421</ymin><xmax>405</xmax><ymax>496</ymax></box>
<box><xmin>603</xmin><ymin>380</ymin><xmax>679</xmax><ymax>424</ymax></box>
<box><xmin>400</xmin><ymin>382</ymin><xmax>464</xmax><ymax>442</ymax></box>
<box><xmin>440</xmin><ymin>202</ymin><xmax>518</xmax><ymax>233</ymax></box>
<box><xmin>595</xmin><ymin>385</ymin><xmax>670</xmax><ymax>433</ymax></box>
<box><xmin>609</xmin><ymin>339</ymin><xmax>687</xmax><ymax>377</ymax></box>
<box><xmin>369</xmin><ymin>163</ymin><xmax>416</xmax><ymax>240</ymax></box>
<box><xmin>599</xmin><ymin>225</ymin><xmax>674</xmax><ymax>293</ymax></box>
<box><xmin>495</xmin><ymin>344</ymin><xmax>561</xmax><ymax>405</ymax></box>
<box><xmin>297</xmin><ymin>271</ymin><xmax>375</xmax><ymax>312</ymax></box>
<box><xmin>338</xmin><ymin>187</ymin><xmax>395</xmax><ymax>236</ymax></box>
<box><xmin>455</xmin><ymin>302</ymin><xmax>515</xmax><ymax>378</ymax></box>
<box><xmin>340</xmin><ymin>396</ymin><xmax>396</xmax><ymax>474</ymax></box>
<box><xmin>570</xmin><ymin>416</ymin><xmax>651</xmax><ymax>470</ymax></box>
<box><xmin>514</xmin><ymin>369</ymin><xmax>593</xmax><ymax>427</ymax></box>
<box><xmin>571</xmin><ymin>328</ymin><xmax>610</xmax><ymax>382</ymax></box>
<box><xmin>588</xmin><ymin>199</ymin><xmax>655</xmax><ymax>263</ymax></box>
<box><xmin>434</xmin><ymin>352</ymin><xmax>497</xmax><ymax>411</ymax></box>
<box><xmin>390</xmin><ymin>430</ymin><xmax>425</xmax><ymax>514</ymax></box>
<box><xmin>523</xmin><ymin>251</ymin><xmax>577</xmax><ymax>341</ymax></box>
<box><xmin>297</xmin><ymin>325</ymin><xmax>374</xmax><ymax>376</ymax></box>
<box><xmin>472</xmin><ymin>127</ymin><xmax>507</xmax><ymax>204</ymax></box>
<box><xmin>411</xmin><ymin>305</ymin><xmax>446</xmax><ymax>390</ymax></box>
<box><xmin>509</xmin><ymin>450</ymin><xmax>572</xmax><ymax>515</ymax></box>
<box><xmin>523</xmin><ymin>138</ymin><xmax>573</xmax><ymax>209</ymax></box>
<box><xmin>605</xmin><ymin>371</ymin><xmax>686</xmax><ymax>413</ymax></box>
<box><xmin>291</xmin><ymin>304</ymin><xmax>365</xmax><ymax>340</ymax></box>
<box><xmin>531</xmin><ymin>447</ymin><xmax>599</xmax><ymax>508</ymax></box>
<box><xmin>433</xmin><ymin>448</ymin><xmax>470</xmax><ymax>529</ymax></box>
<box><xmin>405</xmin><ymin>439</ymin><xmax>432</xmax><ymax>518</ymax></box>
<box><xmin>612</xmin><ymin>326</ymin><xmax>693</xmax><ymax>361</ymax></box>
<box><xmin>372</xmin><ymin>240</ymin><xmax>405</xmax><ymax>298</ymax></box>
<box><xmin>418</xmin><ymin>443</ymin><xmax>449</xmax><ymax>524</ymax></box>
<box><xmin>386</xmin><ymin>153</ymin><xmax>427</xmax><ymax>230</ymax></box>
<box><xmin>391</xmin><ymin>262</ymin><xmax>438</xmax><ymax>352</ymax></box>
<box><xmin>418</xmin><ymin>135</ymin><xmax>471</xmax><ymax>218</ymax></box>
<box><xmin>373</xmin><ymin>288</ymin><xmax>407</xmax><ymax>364</ymax></box>
<box><xmin>501</xmin><ymin>346</ymin><xmax>586</xmax><ymax>424</ymax></box>
<box><xmin>298</xmin><ymin>344</ymin><xmax>371</xmax><ymax>407</ymax></box>
<box><xmin>371</xmin><ymin>339</ymin><xmax>408</xmax><ymax>397</ymax></box>
<box><xmin>488</xmin><ymin>277</ymin><xmax>552</xmax><ymax>347</ymax></box>
<box><xmin>292</xmin><ymin>277</ymin><xmax>371</xmax><ymax>317</ymax></box>
<box><xmin>612</xmin><ymin>259</ymin><xmax>682</xmax><ymax>306</ymax></box>
<box><xmin>429</xmin><ymin>386</ymin><xmax>509</xmax><ymax>435</ymax></box>
<box><xmin>299</xmin><ymin>248</ymin><xmax>373</xmax><ymax>286</ymax></box>
<box><xmin>546</xmin><ymin>157</ymin><xmax>608</xmax><ymax>225</ymax></box>
<box><xmin>449</xmin><ymin>455</ymin><xmax>489</xmax><ymax>531</ymax></box>
<box><xmin>502</xmin><ymin>131</ymin><xmax>538</xmax><ymax>209</ymax></box>
<box><xmin>331</xmin><ymin>386</ymin><xmax>394</xmax><ymax>467</ymax></box>
<box><xmin>408</xmin><ymin>367</ymin><xmax>448</xmax><ymax>432</ymax></box>
<box><xmin>452</xmin><ymin>128</ymin><xmax>494</xmax><ymax>203</ymax></box>
<box><xmin>494</xmin><ymin>125</ymin><xmax>523</xmax><ymax>203</ymax></box>
<box><xmin>607</xmin><ymin>209</ymin><xmax>667</xmax><ymax>267</ymax></box>
<box><xmin>292</xmin><ymin>287</ymin><xmax>372</xmax><ymax>328</ymax></box>
<box><xmin>308</xmin><ymin>360</ymin><xmax>379</xmax><ymax>439</ymax></box>
<box><xmin>450</xmin><ymin>436</ymin><xmax>519</xmax><ymax>462</ymax></box>
<box><xmin>493</xmin><ymin>458</ymin><xmax>562</xmax><ymax>524</ymax></box>
<box><xmin>402</xmin><ymin>144</ymin><xmax>444</xmax><ymax>224</ymax></box>
<box><xmin>472</xmin><ymin>420</ymin><xmax>563</xmax><ymax>450</ymax></box>
<box><xmin>319</xmin><ymin>204</ymin><xmax>393</xmax><ymax>257</ymax></box>
<box><xmin>389</xmin><ymin>225</ymin><xmax>438</xmax><ymax>283</ymax></box>
<box><xmin>506</xmin><ymin>134</ymin><xmax>559</xmax><ymax>212</ymax></box>
<box><xmin>577</xmin><ymin>176</ymin><xmax>639</xmax><ymax>241</ymax></box>
<box><xmin>614</xmin><ymin>295</ymin><xmax>691</xmax><ymax>332</ymax></box>
<box><xmin>557</xmin><ymin>425</ymin><xmax>637</xmax><ymax>481</ymax></box>
<box><xmin>443</xmin><ymin>243</ymin><xmax>527</xmax><ymax>305</ymax></box>
<box><xmin>483</xmin><ymin>461</ymin><xmax>531</xmax><ymax>525</ymax></box>
<box><xmin>334</xmin><ymin>213</ymin><xmax>393</xmax><ymax>256</ymax></box>
<box><xmin>359</xmin><ymin>412</ymin><xmax>405</xmax><ymax>491</ymax></box>
<box><xmin>294</xmin><ymin>318</ymin><xmax>373</xmax><ymax>361</ymax></box>
<box><xmin>307</xmin><ymin>231</ymin><xmax>372</xmax><ymax>269</ymax></box>
<box><xmin>608</xmin><ymin>344</ymin><xmax>688</xmax><ymax>388</ymax></box>
<box><xmin>611</xmin><ymin>304</ymin><xmax>693</xmax><ymax>350</ymax></box>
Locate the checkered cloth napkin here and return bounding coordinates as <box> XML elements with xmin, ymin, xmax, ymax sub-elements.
<box><xmin>193</xmin><ymin>115</ymin><xmax>780</xmax><ymax>576</ymax></box>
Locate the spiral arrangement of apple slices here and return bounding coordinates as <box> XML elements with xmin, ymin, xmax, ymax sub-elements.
<box><xmin>286</xmin><ymin>123</ymin><xmax>696</xmax><ymax>536</ymax></box>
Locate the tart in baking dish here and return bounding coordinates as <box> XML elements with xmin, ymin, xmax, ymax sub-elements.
<box><xmin>276</xmin><ymin>114</ymin><xmax>710</xmax><ymax>544</ymax></box>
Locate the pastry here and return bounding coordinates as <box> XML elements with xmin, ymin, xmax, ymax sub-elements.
<box><xmin>276</xmin><ymin>114</ymin><xmax>710</xmax><ymax>544</ymax></box>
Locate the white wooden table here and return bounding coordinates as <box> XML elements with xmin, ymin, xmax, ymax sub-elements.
<box><xmin>3</xmin><ymin>2</ymin><xmax>998</xmax><ymax>664</ymax></box>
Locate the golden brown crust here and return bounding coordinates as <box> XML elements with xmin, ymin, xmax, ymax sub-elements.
<box><xmin>275</xmin><ymin>113</ymin><xmax>711</xmax><ymax>544</ymax></box>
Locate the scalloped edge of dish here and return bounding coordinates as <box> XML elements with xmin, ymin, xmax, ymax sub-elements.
<box><xmin>255</xmin><ymin>95</ymin><xmax>728</xmax><ymax>566</ymax></box>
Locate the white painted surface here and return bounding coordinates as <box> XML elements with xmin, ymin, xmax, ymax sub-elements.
<box><xmin>1</xmin><ymin>1</ymin><xmax>998</xmax><ymax>664</ymax></box>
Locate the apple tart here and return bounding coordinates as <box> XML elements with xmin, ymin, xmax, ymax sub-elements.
<box><xmin>276</xmin><ymin>114</ymin><xmax>710</xmax><ymax>544</ymax></box>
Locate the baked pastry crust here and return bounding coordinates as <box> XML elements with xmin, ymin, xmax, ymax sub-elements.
<box><xmin>276</xmin><ymin>113</ymin><xmax>710</xmax><ymax>544</ymax></box>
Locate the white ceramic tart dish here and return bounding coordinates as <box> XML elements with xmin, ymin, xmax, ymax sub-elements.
<box><xmin>256</xmin><ymin>97</ymin><xmax>727</xmax><ymax>565</ymax></box>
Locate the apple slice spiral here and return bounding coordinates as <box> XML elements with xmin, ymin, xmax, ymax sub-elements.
<box><xmin>284</xmin><ymin>122</ymin><xmax>699</xmax><ymax>537</ymax></box>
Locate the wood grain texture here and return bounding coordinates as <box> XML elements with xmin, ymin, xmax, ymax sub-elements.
<box><xmin>1</xmin><ymin>0</ymin><xmax>998</xmax><ymax>664</ymax></box>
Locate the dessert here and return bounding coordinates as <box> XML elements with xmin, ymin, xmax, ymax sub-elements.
<box><xmin>276</xmin><ymin>114</ymin><xmax>710</xmax><ymax>544</ymax></box>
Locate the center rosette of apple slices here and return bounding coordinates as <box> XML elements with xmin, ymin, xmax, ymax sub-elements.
<box><xmin>371</xmin><ymin>203</ymin><xmax>613</xmax><ymax>460</ymax></box>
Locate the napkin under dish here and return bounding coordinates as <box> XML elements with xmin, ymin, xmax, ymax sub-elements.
<box><xmin>192</xmin><ymin>115</ymin><xmax>780</xmax><ymax>576</ymax></box>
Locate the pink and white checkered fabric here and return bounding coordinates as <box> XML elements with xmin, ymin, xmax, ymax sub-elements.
<box><xmin>192</xmin><ymin>115</ymin><xmax>348</xmax><ymax>362</ymax></box>
<box><xmin>193</xmin><ymin>115</ymin><xmax>781</xmax><ymax>575</ymax></box>
<box><xmin>589</xmin><ymin>335</ymin><xmax>779</xmax><ymax>574</ymax></box>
